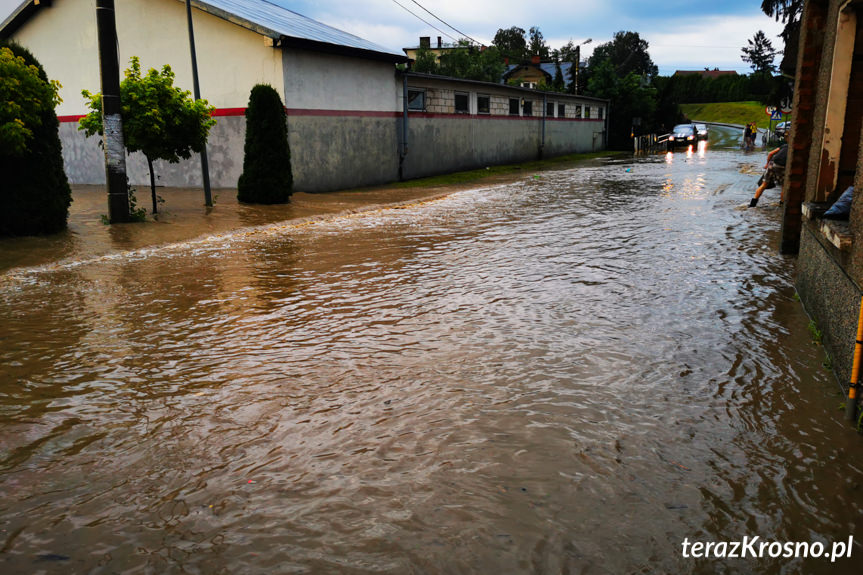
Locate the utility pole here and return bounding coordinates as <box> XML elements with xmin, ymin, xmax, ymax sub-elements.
<box><xmin>95</xmin><ymin>0</ymin><xmax>130</xmax><ymax>222</ymax></box>
<box><xmin>573</xmin><ymin>38</ymin><xmax>592</xmax><ymax>95</ymax></box>
<box><xmin>185</xmin><ymin>0</ymin><xmax>213</xmax><ymax>207</ymax></box>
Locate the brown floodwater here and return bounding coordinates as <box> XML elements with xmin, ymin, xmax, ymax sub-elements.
<box><xmin>1</xmin><ymin>136</ymin><xmax>861</xmax><ymax>574</ymax></box>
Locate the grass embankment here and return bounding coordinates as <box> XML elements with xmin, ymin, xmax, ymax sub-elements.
<box><xmin>388</xmin><ymin>151</ymin><xmax>620</xmax><ymax>189</ymax></box>
<box><xmin>680</xmin><ymin>101</ymin><xmax>769</xmax><ymax>127</ymax></box>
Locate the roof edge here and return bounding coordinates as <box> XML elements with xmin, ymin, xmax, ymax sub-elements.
<box><xmin>0</xmin><ymin>0</ymin><xmax>49</xmax><ymax>40</ymax></box>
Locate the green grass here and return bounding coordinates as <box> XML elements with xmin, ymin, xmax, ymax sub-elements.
<box><xmin>389</xmin><ymin>151</ymin><xmax>621</xmax><ymax>189</ymax></box>
<box><xmin>680</xmin><ymin>101</ymin><xmax>774</xmax><ymax>128</ymax></box>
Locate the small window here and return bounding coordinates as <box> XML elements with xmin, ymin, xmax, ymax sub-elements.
<box><xmin>523</xmin><ymin>100</ymin><xmax>533</xmax><ymax>116</ymax></box>
<box><xmin>584</xmin><ymin>106</ymin><xmax>591</xmax><ymax>119</ymax></box>
<box><xmin>598</xmin><ymin>107</ymin><xmax>604</xmax><ymax>120</ymax></box>
<box><xmin>558</xmin><ymin>103</ymin><xmax>565</xmax><ymax>117</ymax></box>
<box><xmin>546</xmin><ymin>102</ymin><xmax>554</xmax><ymax>117</ymax></box>
<box><xmin>455</xmin><ymin>92</ymin><xmax>469</xmax><ymax>114</ymax></box>
<box><xmin>509</xmin><ymin>98</ymin><xmax>520</xmax><ymax>115</ymax></box>
<box><xmin>407</xmin><ymin>89</ymin><xmax>425</xmax><ymax>111</ymax></box>
<box><xmin>575</xmin><ymin>105</ymin><xmax>582</xmax><ymax>119</ymax></box>
<box><xmin>477</xmin><ymin>95</ymin><xmax>490</xmax><ymax>114</ymax></box>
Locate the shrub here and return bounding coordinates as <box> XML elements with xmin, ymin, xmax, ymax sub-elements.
<box><xmin>238</xmin><ymin>84</ymin><xmax>292</xmax><ymax>204</ymax></box>
<box><xmin>0</xmin><ymin>41</ymin><xmax>71</xmax><ymax>236</ymax></box>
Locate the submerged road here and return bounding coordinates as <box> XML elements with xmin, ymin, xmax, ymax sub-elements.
<box><xmin>1</xmin><ymin>130</ymin><xmax>860</xmax><ymax>574</ymax></box>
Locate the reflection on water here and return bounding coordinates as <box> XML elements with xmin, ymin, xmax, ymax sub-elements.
<box><xmin>1</xmin><ymin>144</ymin><xmax>860</xmax><ymax>574</ymax></box>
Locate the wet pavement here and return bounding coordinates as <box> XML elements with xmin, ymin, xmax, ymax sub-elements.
<box><xmin>1</xmin><ymin>127</ymin><xmax>861</xmax><ymax>574</ymax></box>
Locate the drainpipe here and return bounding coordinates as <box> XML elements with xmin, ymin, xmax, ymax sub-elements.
<box><xmin>845</xmin><ymin>295</ymin><xmax>863</xmax><ymax>423</ymax></box>
<box><xmin>399</xmin><ymin>73</ymin><xmax>408</xmax><ymax>181</ymax></box>
<box><xmin>540</xmin><ymin>93</ymin><xmax>546</xmax><ymax>160</ymax></box>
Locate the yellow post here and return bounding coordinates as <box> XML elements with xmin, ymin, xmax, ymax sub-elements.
<box><xmin>845</xmin><ymin>295</ymin><xmax>863</xmax><ymax>422</ymax></box>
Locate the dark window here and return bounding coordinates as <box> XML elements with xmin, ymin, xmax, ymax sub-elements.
<box><xmin>408</xmin><ymin>89</ymin><xmax>425</xmax><ymax>111</ymax></box>
<box><xmin>558</xmin><ymin>103</ymin><xmax>565</xmax><ymax>118</ymax></box>
<box><xmin>509</xmin><ymin>98</ymin><xmax>519</xmax><ymax>115</ymax></box>
<box><xmin>575</xmin><ymin>105</ymin><xmax>582</xmax><ymax>118</ymax></box>
<box><xmin>598</xmin><ymin>107</ymin><xmax>604</xmax><ymax>120</ymax></box>
<box><xmin>477</xmin><ymin>95</ymin><xmax>490</xmax><ymax>114</ymax></box>
<box><xmin>523</xmin><ymin>100</ymin><xmax>533</xmax><ymax>116</ymax></box>
<box><xmin>546</xmin><ymin>102</ymin><xmax>554</xmax><ymax>117</ymax></box>
<box><xmin>455</xmin><ymin>92</ymin><xmax>469</xmax><ymax>114</ymax></box>
<box><xmin>584</xmin><ymin>106</ymin><xmax>591</xmax><ymax>119</ymax></box>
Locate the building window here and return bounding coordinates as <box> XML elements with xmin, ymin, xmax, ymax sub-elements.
<box><xmin>598</xmin><ymin>107</ymin><xmax>604</xmax><ymax>120</ymax></box>
<box><xmin>546</xmin><ymin>101</ymin><xmax>554</xmax><ymax>117</ymax></box>
<box><xmin>520</xmin><ymin>81</ymin><xmax>537</xmax><ymax>89</ymax></box>
<box><xmin>477</xmin><ymin>94</ymin><xmax>490</xmax><ymax>114</ymax></box>
<box><xmin>509</xmin><ymin>98</ymin><xmax>520</xmax><ymax>115</ymax></box>
<box><xmin>575</xmin><ymin>105</ymin><xmax>582</xmax><ymax>118</ymax></box>
<box><xmin>558</xmin><ymin>103</ymin><xmax>565</xmax><ymax>118</ymax></box>
<box><xmin>407</xmin><ymin>89</ymin><xmax>425</xmax><ymax>111</ymax></box>
<box><xmin>584</xmin><ymin>106</ymin><xmax>591</xmax><ymax>119</ymax></box>
<box><xmin>455</xmin><ymin>92</ymin><xmax>469</xmax><ymax>114</ymax></box>
<box><xmin>523</xmin><ymin>100</ymin><xmax>533</xmax><ymax>116</ymax></box>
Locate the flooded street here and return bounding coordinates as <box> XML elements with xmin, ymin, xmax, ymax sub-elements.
<box><xmin>2</xmin><ymin>132</ymin><xmax>862</xmax><ymax>574</ymax></box>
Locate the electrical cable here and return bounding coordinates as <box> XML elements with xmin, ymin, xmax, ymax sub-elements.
<box><xmin>406</xmin><ymin>0</ymin><xmax>484</xmax><ymax>45</ymax></box>
<box><xmin>389</xmin><ymin>0</ymin><xmax>459</xmax><ymax>44</ymax></box>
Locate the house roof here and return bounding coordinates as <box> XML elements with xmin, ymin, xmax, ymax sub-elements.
<box><xmin>504</xmin><ymin>62</ymin><xmax>574</xmax><ymax>86</ymax></box>
<box><xmin>674</xmin><ymin>69</ymin><xmax>738</xmax><ymax>79</ymax></box>
<box><xmin>1</xmin><ymin>0</ymin><xmax>407</xmax><ymax>63</ymax></box>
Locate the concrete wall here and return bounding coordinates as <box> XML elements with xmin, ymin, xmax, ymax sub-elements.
<box><xmin>400</xmin><ymin>76</ymin><xmax>607</xmax><ymax>180</ymax></box>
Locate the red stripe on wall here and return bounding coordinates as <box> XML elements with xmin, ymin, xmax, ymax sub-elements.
<box><xmin>57</xmin><ymin>108</ymin><xmax>603</xmax><ymax>122</ymax></box>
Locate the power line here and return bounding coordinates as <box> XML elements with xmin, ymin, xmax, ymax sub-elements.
<box><xmin>389</xmin><ymin>0</ymin><xmax>458</xmax><ymax>44</ymax></box>
<box><xmin>406</xmin><ymin>0</ymin><xmax>484</xmax><ymax>46</ymax></box>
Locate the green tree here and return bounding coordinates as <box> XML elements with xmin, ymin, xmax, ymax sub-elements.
<box><xmin>588</xmin><ymin>60</ymin><xmax>657</xmax><ymax>150</ymax></box>
<box><xmin>761</xmin><ymin>0</ymin><xmax>803</xmax><ymax>75</ymax></box>
<box><xmin>552</xmin><ymin>61</ymin><xmax>565</xmax><ymax>92</ymax></box>
<box><xmin>741</xmin><ymin>30</ymin><xmax>779</xmax><ymax>74</ymax></box>
<box><xmin>492</xmin><ymin>26</ymin><xmax>528</xmax><ymax>62</ymax></box>
<box><xmin>0</xmin><ymin>42</ymin><xmax>71</xmax><ymax>236</ymax></box>
<box><xmin>413</xmin><ymin>46</ymin><xmax>438</xmax><ymax>74</ymax></box>
<box><xmin>238</xmin><ymin>84</ymin><xmax>292</xmax><ymax>205</ymax></box>
<box><xmin>80</xmin><ymin>56</ymin><xmax>216</xmax><ymax>214</ymax></box>
<box><xmin>436</xmin><ymin>41</ymin><xmax>505</xmax><ymax>83</ymax></box>
<box><xmin>587</xmin><ymin>31</ymin><xmax>658</xmax><ymax>80</ymax></box>
<box><xmin>528</xmin><ymin>26</ymin><xmax>550</xmax><ymax>59</ymax></box>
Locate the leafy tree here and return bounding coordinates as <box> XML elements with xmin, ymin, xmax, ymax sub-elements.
<box><xmin>492</xmin><ymin>26</ymin><xmax>528</xmax><ymax>62</ymax></box>
<box><xmin>552</xmin><ymin>61</ymin><xmax>565</xmax><ymax>92</ymax></box>
<box><xmin>238</xmin><ymin>84</ymin><xmax>292</xmax><ymax>204</ymax></box>
<box><xmin>0</xmin><ymin>42</ymin><xmax>71</xmax><ymax>236</ymax></box>
<box><xmin>588</xmin><ymin>60</ymin><xmax>657</xmax><ymax>150</ymax></box>
<box><xmin>761</xmin><ymin>0</ymin><xmax>803</xmax><ymax>75</ymax></box>
<box><xmin>587</xmin><ymin>31</ymin><xmax>658</xmax><ymax>80</ymax></box>
<box><xmin>413</xmin><ymin>46</ymin><xmax>438</xmax><ymax>74</ymax></box>
<box><xmin>435</xmin><ymin>41</ymin><xmax>505</xmax><ymax>83</ymax></box>
<box><xmin>80</xmin><ymin>56</ymin><xmax>216</xmax><ymax>214</ymax></box>
<box><xmin>741</xmin><ymin>30</ymin><xmax>779</xmax><ymax>74</ymax></box>
<box><xmin>528</xmin><ymin>26</ymin><xmax>550</xmax><ymax>59</ymax></box>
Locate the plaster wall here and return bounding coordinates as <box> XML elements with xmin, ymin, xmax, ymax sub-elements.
<box><xmin>11</xmin><ymin>0</ymin><xmax>283</xmax><ymax>116</ymax></box>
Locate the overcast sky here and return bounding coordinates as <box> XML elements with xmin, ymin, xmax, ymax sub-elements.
<box><xmin>0</xmin><ymin>0</ymin><xmax>787</xmax><ymax>76</ymax></box>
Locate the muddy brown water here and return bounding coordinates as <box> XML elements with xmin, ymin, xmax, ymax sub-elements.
<box><xmin>2</xmin><ymin>135</ymin><xmax>862</xmax><ymax>574</ymax></box>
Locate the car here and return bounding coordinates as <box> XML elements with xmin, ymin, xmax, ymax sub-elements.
<box><xmin>694</xmin><ymin>123</ymin><xmax>709</xmax><ymax>140</ymax></box>
<box><xmin>668</xmin><ymin>124</ymin><xmax>698</xmax><ymax>148</ymax></box>
<box><xmin>774</xmin><ymin>121</ymin><xmax>791</xmax><ymax>138</ymax></box>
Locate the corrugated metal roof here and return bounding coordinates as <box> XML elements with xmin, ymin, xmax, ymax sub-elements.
<box><xmin>197</xmin><ymin>0</ymin><xmax>404</xmax><ymax>60</ymax></box>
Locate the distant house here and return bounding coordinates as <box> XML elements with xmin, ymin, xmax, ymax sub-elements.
<box><xmin>503</xmin><ymin>57</ymin><xmax>575</xmax><ymax>89</ymax></box>
<box><xmin>403</xmin><ymin>36</ymin><xmax>466</xmax><ymax>63</ymax></box>
<box><xmin>673</xmin><ymin>69</ymin><xmax>739</xmax><ymax>79</ymax></box>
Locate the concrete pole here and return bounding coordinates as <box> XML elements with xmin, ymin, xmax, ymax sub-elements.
<box><xmin>186</xmin><ymin>0</ymin><xmax>213</xmax><ymax>207</ymax></box>
<box><xmin>95</xmin><ymin>0</ymin><xmax>130</xmax><ymax>223</ymax></box>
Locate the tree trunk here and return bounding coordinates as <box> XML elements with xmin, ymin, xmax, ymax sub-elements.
<box><xmin>147</xmin><ymin>156</ymin><xmax>157</xmax><ymax>214</ymax></box>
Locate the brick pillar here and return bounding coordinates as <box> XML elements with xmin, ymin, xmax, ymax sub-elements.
<box><xmin>780</xmin><ymin>0</ymin><xmax>830</xmax><ymax>254</ymax></box>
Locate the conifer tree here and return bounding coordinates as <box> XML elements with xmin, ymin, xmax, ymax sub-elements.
<box><xmin>238</xmin><ymin>84</ymin><xmax>293</xmax><ymax>204</ymax></box>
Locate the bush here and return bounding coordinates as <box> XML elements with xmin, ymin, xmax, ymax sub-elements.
<box><xmin>0</xmin><ymin>41</ymin><xmax>71</xmax><ymax>236</ymax></box>
<box><xmin>238</xmin><ymin>84</ymin><xmax>292</xmax><ymax>204</ymax></box>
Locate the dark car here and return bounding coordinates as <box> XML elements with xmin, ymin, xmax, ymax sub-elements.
<box><xmin>668</xmin><ymin>124</ymin><xmax>698</xmax><ymax>148</ymax></box>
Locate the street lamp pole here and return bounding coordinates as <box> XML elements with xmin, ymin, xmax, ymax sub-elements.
<box><xmin>185</xmin><ymin>0</ymin><xmax>213</xmax><ymax>207</ymax></box>
<box><xmin>574</xmin><ymin>38</ymin><xmax>591</xmax><ymax>95</ymax></box>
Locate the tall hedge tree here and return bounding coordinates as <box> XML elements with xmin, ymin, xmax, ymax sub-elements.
<box><xmin>80</xmin><ymin>57</ymin><xmax>216</xmax><ymax>214</ymax></box>
<box><xmin>238</xmin><ymin>84</ymin><xmax>293</xmax><ymax>204</ymax></box>
<box><xmin>0</xmin><ymin>42</ymin><xmax>71</xmax><ymax>236</ymax></box>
